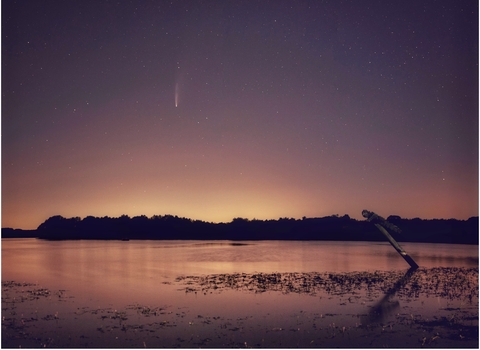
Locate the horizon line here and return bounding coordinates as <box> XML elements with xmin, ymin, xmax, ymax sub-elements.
<box><xmin>3</xmin><ymin>212</ymin><xmax>478</xmax><ymax>231</ymax></box>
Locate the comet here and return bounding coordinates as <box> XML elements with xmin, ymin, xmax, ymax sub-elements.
<box><xmin>175</xmin><ymin>82</ymin><xmax>179</xmax><ymax>107</ymax></box>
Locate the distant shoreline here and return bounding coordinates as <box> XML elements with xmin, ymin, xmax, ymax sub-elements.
<box><xmin>2</xmin><ymin>214</ymin><xmax>478</xmax><ymax>244</ymax></box>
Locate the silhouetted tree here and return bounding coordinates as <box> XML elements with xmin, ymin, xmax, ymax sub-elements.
<box><xmin>31</xmin><ymin>214</ymin><xmax>478</xmax><ymax>244</ymax></box>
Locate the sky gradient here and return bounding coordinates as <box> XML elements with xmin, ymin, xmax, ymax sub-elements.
<box><xmin>3</xmin><ymin>0</ymin><xmax>478</xmax><ymax>229</ymax></box>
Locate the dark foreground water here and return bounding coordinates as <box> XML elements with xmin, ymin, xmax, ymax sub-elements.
<box><xmin>2</xmin><ymin>239</ymin><xmax>478</xmax><ymax>348</ymax></box>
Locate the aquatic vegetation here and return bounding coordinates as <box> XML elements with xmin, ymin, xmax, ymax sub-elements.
<box><xmin>2</xmin><ymin>268</ymin><xmax>478</xmax><ymax>348</ymax></box>
<box><xmin>175</xmin><ymin>268</ymin><xmax>478</xmax><ymax>303</ymax></box>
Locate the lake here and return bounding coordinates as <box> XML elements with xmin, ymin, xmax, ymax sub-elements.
<box><xmin>2</xmin><ymin>239</ymin><xmax>478</xmax><ymax>347</ymax></box>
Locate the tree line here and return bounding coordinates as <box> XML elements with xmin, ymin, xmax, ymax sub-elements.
<box><xmin>2</xmin><ymin>214</ymin><xmax>478</xmax><ymax>244</ymax></box>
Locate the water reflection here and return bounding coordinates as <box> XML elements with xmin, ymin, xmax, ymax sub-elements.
<box><xmin>363</xmin><ymin>267</ymin><xmax>417</xmax><ymax>324</ymax></box>
<box><xmin>2</xmin><ymin>238</ymin><xmax>479</xmax><ymax>348</ymax></box>
<box><xmin>2</xmin><ymin>239</ymin><xmax>478</xmax><ymax>307</ymax></box>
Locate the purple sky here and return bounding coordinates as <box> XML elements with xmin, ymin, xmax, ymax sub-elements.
<box><xmin>3</xmin><ymin>0</ymin><xmax>478</xmax><ymax>229</ymax></box>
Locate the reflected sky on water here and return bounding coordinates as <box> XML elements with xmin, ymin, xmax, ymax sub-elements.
<box><xmin>2</xmin><ymin>239</ymin><xmax>478</xmax><ymax>348</ymax></box>
<box><xmin>2</xmin><ymin>239</ymin><xmax>477</xmax><ymax>305</ymax></box>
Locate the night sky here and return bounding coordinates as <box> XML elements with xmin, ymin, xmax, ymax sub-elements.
<box><xmin>3</xmin><ymin>0</ymin><xmax>478</xmax><ymax>229</ymax></box>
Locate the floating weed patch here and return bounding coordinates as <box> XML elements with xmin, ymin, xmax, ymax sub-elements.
<box><xmin>126</xmin><ymin>304</ymin><xmax>170</xmax><ymax>317</ymax></box>
<box><xmin>2</xmin><ymin>281</ymin><xmax>71</xmax><ymax>303</ymax></box>
<box><xmin>175</xmin><ymin>268</ymin><xmax>478</xmax><ymax>303</ymax></box>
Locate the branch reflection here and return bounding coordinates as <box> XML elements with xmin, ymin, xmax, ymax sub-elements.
<box><xmin>362</xmin><ymin>267</ymin><xmax>417</xmax><ymax>325</ymax></box>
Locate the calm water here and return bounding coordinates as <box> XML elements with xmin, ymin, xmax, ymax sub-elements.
<box><xmin>2</xmin><ymin>239</ymin><xmax>477</xmax><ymax>306</ymax></box>
<box><xmin>2</xmin><ymin>239</ymin><xmax>478</xmax><ymax>347</ymax></box>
